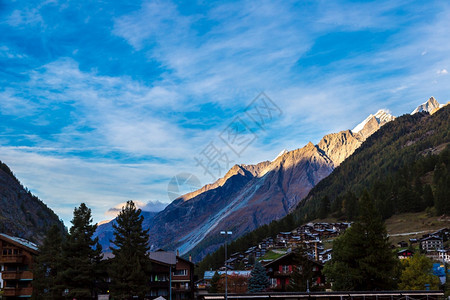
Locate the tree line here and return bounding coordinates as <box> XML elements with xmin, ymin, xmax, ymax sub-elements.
<box><xmin>33</xmin><ymin>201</ymin><xmax>152</xmax><ymax>299</ymax></box>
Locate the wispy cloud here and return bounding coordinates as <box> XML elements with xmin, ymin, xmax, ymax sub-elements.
<box><xmin>1</xmin><ymin>0</ymin><xmax>450</xmax><ymax>225</ymax></box>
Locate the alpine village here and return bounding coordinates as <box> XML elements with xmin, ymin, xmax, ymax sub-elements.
<box><xmin>0</xmin><ymin>96</ymin><xmax>449</xmax><ymax>300</ymax></box>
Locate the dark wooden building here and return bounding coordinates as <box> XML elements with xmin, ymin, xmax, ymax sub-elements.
<box><xmin>0</xmin><ymin>233</ymin><xmax>38</xmax><ymax>299</ymax></box>
<box><xmin>263</xmin><ymin>251</ymin><xmax>324</xmax><ymax>292</ymax></box>
<box><xmin>149</xmin><ymin>250</ymin><xmax>196</xmax><ymax>300</ymax></box>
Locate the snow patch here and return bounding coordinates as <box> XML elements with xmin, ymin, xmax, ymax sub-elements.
<box><xmin>352</xmin><ymin>109</ymin><xmax>394</xmax><ymax>133</ymax></box>
<box><xmin>272</xmin><ymin>149</ymin><xmax>288</xmax><ymax>162</ymax></box>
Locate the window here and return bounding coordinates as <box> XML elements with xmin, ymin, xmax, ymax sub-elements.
<box><xmin>173</xmin><ymin>269</ymin><xmax>188</xmax><ymax>276</ymax></box>
<box><xmin>281</xmin><ymin>265</ymin><xmax>290</xmax><ymax>273</ymax></box>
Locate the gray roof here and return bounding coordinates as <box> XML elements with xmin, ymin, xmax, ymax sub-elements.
<box><xmin>0</xmin><ymin>233</ymin><xmax>39</xmax><ymax>252</ymax></box>
<box><xmin>149</xmin><ymin>250</ymin><xmax>177</xmax><ymax>265</ymax></box>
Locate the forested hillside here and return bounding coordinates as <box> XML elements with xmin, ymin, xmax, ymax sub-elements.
<box><xmin>0</xmin><ymin>160</ymin><xmax>65</xmax><ymax>243</ymax></box>
<box><xmin>197</xmin><ymin>106</ymin><xmax>450</xmax><ymax>275</ymax></box>
<box><xmin>298</xmin><ymin>106</ymin><xmax>449</xmax><ymax>220</ymax></box>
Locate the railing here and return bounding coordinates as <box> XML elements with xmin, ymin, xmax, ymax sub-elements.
<box><xmin>173</xmin><ymin>286</ymin><xmax>191</xmax><ymax>291</ymax></box>
<box><xmin>2</xmin><ymin>270</ymin><xmax>33</xmax><ymax>280</ymax></box>
<box><xmin>3</xmin><ymin>287</ymin><xmax>33</xmax><ymax>297</ymax></box>
<box><xmin>0</xmin><ymin>255</ymin><xmax>24</xmax><ymax>263</ymax></box>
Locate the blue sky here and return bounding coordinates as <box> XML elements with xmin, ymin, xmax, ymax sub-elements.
<box><xmin>1</xmin><ymin>0</ymin><xmax>449</xmax><ymax>226</ymax></box>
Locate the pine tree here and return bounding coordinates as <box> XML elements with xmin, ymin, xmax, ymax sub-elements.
<box><xmin>33</xmin><ymin>225</ymin><xmax>65</xmax><ymax>299</ymax></box>
<box><xmin>248</xmin><ymin>261</ymin><xmax>269</xmax><ymax>293</ymax></box>
<box><xmin>323</xmin><ymin>191</ymin><xmax>398</xmax><ymax>290</ymax></box>
<box><xmin>58</xmin><ymin>203</ymin><xmax>103</xmax><ymax>299</ymax></box>
<box><xmin>434</xmin><ymin>165</ymin><xmax>450</xmax><ymax>215</ymax></box>
<box><xmin>423</xmin><ymin>184</ymin><xmax>434</xmax><ymax>208</ymax></box>
<box><xmin>318</xmin><ymin>196</ymin><xmax>330</xmax><ymax>219</ymax></box>
<box><xmin>342</xmin><ymin>191</ymin><xmax>358</xmax><ymax>220</ymax></box>
<box><xmin>109</xmin><ymin>200</ymin><xmax>152</xmax><ymax>299</ymax></box>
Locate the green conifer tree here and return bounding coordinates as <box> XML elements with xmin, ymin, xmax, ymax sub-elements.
<box><xmin>109</xmin><ymin>200</ymin><xmax>152</xmax><ymax>299</ymax></box>
<box><xmin>423</xmin><ymin>184</ymin><xmax>434</xmax><ymax>209</ymax></box>
<box><xmin>318</xmin><ymin>196</ymin><xmax>330</xmax><ymax>219</ymax></box>
<box><xmin>32</xmin><ymin>225</ymin><xmax>65</xmax><ymax>299</ymax></box>
<box><xmin>323</xmin><ymin>191</ymin><xmax>398</xmax><ymax>291</ymax></box>
<box><xmin>58</xmin><ymin>203</ymin><xmax>103</xmax><ymax>299</ymax></box>
<box><xmin>248</xmin><ymin>261</ymin><xmax>269</xmax><ymax>293</ymax></box>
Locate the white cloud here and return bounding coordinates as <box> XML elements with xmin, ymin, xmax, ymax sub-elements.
<box><xmin>437</xmin><ymin>69</ymin><xmax>448</xmax><ymax>75</ymax></box>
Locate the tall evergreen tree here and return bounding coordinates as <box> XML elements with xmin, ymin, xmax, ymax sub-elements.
<box><xmin>423</xmin><ymin>184</ymin><xmax>434</xmax><ymax>208</ymax></box>
<box><xmin>33</xmin><ymin>225</ymin><xmax>65</xmax><ymax>299</ymax></box>
<box><xmin>58</xmin><ymin>203</ymin><xmax>102</xmax><ymax>299</ymax></box>
<box><xmin>434</xmin><ymin>164</ymin><xmax>450</xmax><ymax>215</ymax></box>
<box><xmin>323</xmin><ymin>191</ymin><xmax>398</xmax><ymax>291</ymax></box>
<box><xmin>109</xmin><ymin>200</ymin><xmax>152</xmax><ymax>299</ymax></box>
<box><xmin>342</xmin><ymin>191</ymin><xmax>358</xmax><ymax>220</ymax></box>
<box><xmin>318</xmin><ymin>196</ymin><xmax>330</xmax><ymax>219</ymax></box>
<box><xmin>248</xmin><ymin>261</ymin><xmax>269</xmax><ymax>293</ymax></box>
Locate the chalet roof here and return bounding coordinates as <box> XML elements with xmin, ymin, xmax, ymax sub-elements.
<box><xmin>421</xmin><ymin>235</ymin><xmax>443</xmax><ymax>242</ymax></box>
<box><xmin>149</xmin><ymin>250</ymin><xmax>177</xmax><ymax>265</ymax></box>
<box><xmin>0</xmin><ymin>233</ymin><xmax>39</xmax><ymax>253</ymax></box>
<box><xmin>397</xmin><ymin>249</ymin><xmax>414</xmax><ymax>255</ymax></box>
<box><xmin>319</xmin><ymin>249</ymin><xmax>332</xmax><ymax>255</ymax></box>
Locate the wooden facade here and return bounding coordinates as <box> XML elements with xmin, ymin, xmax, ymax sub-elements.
<box><xmin>0</xmin><ymin>233</ymin><xmax>38</xmax><ymax>299</ymax></box>
<box><xmin>149</xmin><ymin>251</ymin><xmax>196</xmax><ymax>300</ymax></box>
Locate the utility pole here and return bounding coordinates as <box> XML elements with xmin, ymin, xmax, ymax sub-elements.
<box><xmin>220</xmin><ymin>231</ymin><xmax>232</xmax><ymax>300</ymax></box>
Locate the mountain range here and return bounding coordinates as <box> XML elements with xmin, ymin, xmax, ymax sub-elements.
<box><xmin>0</xmin><ymin>97</ymin><xmax>445</xmax><ymax>252</ymax></box>
<box><xmin>95</xmin><ymin>97</ymin><xmax>448</xmax><ymax>261</ymax></box>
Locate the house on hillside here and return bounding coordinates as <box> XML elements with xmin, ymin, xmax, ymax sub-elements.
<box><xmin>420</xmin><ymin>236</ymin><xmax>443</xmax><ymax>251</ymax></box>
<box><xmin>397</xmin><ymin>241</ymin><xmax>408</xmax><ymax>248</ymax></box>
<box><xmin>0</xmin><ymin>233</ymin><xmax>38</xmax><ymax>299</ymax></box>
<box><xmin>437</xmin><ymin>249</ymin><xmax>450</xmax><ymax>263</ymax></box>
<box><xmin>263</xmin><ymin>251</ymin><xmax>325</xmax><ymax>292</ymax></box>
<box><xmin>397</xmin><ymin>249</ymin><xmax>414</xmax><ymax>260</ymax></box>
<box><xmin>318</xmin><ymin>249</ymin><xmax>332</xmax><ymax>263</ymax></box>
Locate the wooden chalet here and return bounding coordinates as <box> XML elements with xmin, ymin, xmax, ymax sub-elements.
<box><xmin>148</xmin><ymin>250</ymin><xmax>195</xmax><ymax>300</ymax></box>
<box><xmin>0</xmin><ymin>233</ymin><xmax>38</xmax><ymax>299</ymax></box>
<box><xmin>263</xmin><ymin>251</ymin><xmax>324</xmax><ymax>292</ymax></box>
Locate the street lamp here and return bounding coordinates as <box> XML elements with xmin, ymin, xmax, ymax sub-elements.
<box><xmin>220</xmin><ymin>231</ymin><xmax>232</xmax><ymax>300</ymax></box>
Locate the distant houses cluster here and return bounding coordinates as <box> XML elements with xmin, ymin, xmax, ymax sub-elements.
<box><xmin>397</xmin><ymin>228</ymin><xmax>450</xmax><ymax>262</ymax></box>
<box><xmin>222</xmin><ymin>222</ymin><xmax>351</xmax><ymax>272</ymax></box>
<box><xmin>198</xmin><ymin>222</ymin><xmax>351</xmax><ymax>294</ymax></box>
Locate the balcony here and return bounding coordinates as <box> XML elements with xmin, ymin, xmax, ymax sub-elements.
<box><xmin>274</xmin><ymin>271</ymin><xmax>292</xmax><ymax>277</ymax></box>
<box><xmin>3</xmin><ymin>287</ymin><xmax>33</xmax><ymax>297</ymax></box>
<box><xmin>0</xmin><ymin>255</ymin><xmax>24</xmax><ymax>263</ymax></box>
<box><xmin>2</xmin><ymin>270</ymin><xmax>33</xmax><ymax>280</ymax></box>
<box><xmin>173</xmin><ymin>286</ymin><xmax>191</xmax><ymax>292</ymax></box>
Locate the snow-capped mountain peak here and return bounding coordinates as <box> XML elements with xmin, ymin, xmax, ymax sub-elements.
<box><xmin>272</xmin><ymin>149</ymin><xmax>288</xmax><ymax>162</ymax></box>
<box><xmin>411</xmin><ymin>97</ymin><xmax>441</xmax><ymax>114</ymax></box>
<box><xmin>352</xmin><ymin>109</ymin><xmax>394</xmax><ymax>133</ymax></box>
